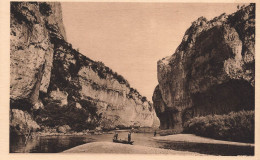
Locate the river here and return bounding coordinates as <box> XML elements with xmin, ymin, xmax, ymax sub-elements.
<box><xmin>10</xmin><ymin>131</ymin><xmax>254</xmax><ymax>155</ymax></box>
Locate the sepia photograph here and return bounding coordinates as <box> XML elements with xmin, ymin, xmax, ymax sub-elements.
<box><xmin>3</xmin><ymin>0</ymin><xmax>257</xmax><ymax>158</ymax></box>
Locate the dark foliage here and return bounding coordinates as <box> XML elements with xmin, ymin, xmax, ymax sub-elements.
<box><xmin>183</xmin><ymin>110</ymin><xmax>254</xmax><ymax>143</ymax></box>
<box><xmin>10</xmin><ymin>98</ymin><xmax>32</xmax><ymax>112</ymax></box>
<box><xmin>141</xmin><ymin>96</ymin><xmax>147</xmax><ymax>103</ymax></box>
<box><xmin>90</xmin><ymin>61</ymin><xmax>130</xmax><ymax>87</ymax></box>
<box><xmin>79</xmin><ymin>100</ymin><xmax>98</xmax><ymax>117</ymax></box>
<box><xmin>11</xmin><ymin>2</ymin><xmax>37</xmax><ymax>26</ymax></box>
<box><xmin>39</xmin><ymin>3</ymin><xmax>52</xmax><ymax>16</ymax></box>
<box><xmin>34</xmin><ymin>102</ymin><xmax>98</xmax><ymax>131</ymax></box>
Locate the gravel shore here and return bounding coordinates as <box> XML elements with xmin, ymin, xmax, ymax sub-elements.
<box><xmin>63</xmin><ymin>142</ymin><xmax>203</xmax><ymax>155</ymax></box>
<box><xmin>153</xmin><ymin>134</ymin><xmax>254</xmax><ymax>147</ymax></box>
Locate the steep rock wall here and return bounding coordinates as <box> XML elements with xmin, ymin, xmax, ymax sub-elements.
<box><xmin>10</xmin><ymin>2</ymin><xmax>66</xmax><ymax>110</ymax></box>
<box><xmin>153</xmin><ymin>4</ymin><xmax>255</xmax><ymax>131</ymax></box>
<box><xmin>44</xmin><ymin>37</ymin><xmax>159</xmax><ymax>130</ymax></box>
<box><xmin>10</xmin><ymin>2</ymin><xmax>159</xmax><ymax>134</ymax></box>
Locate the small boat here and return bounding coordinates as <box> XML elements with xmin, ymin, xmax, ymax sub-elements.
<box><xmin>113</xmin><ymin>139</ymin><xmax>134</xmax><ymax>145</ymax></box>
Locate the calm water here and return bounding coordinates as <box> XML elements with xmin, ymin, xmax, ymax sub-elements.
<box><xmin>10</xmin><ymin>132</ymin><xmax>254</xmax><ymax>155</ymax></box>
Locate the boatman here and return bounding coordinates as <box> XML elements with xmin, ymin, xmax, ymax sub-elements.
<box><xmin>154</xmin><ymin>130</ymin><xmax>157</xmax><ymax>137</ymax></box>
<box><xmin>114</xmin><ymin>132</ymin><xmax>118</xmax><ymax>140</ymax></box>
<box><xmin>128</xmin><ymin>131</ymin><xmax>132</xmax><ymax>142</ymax></box>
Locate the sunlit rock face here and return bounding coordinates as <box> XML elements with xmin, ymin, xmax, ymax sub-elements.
<box><xmin>153</xmin><ymin>4</ymin><xmax>255</xmax><ymax>131</ymax></box>
<box><xmin>10</xmin><ymin>2</ymin><xmax>159</xmax><ymax>134</ymax></box>
<box><xmin>47</xmin><ymin>39</ymin><xmax>159</xmax><ymax>130</ymax></box>
<box><xmin>10</xmin><ymin>2</ymin><xmax>66</xmax><ymax>109</ymax></box>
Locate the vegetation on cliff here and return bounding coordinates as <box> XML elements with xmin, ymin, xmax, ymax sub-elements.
<box><xmin>10</xmin><ymin>2</ymin><xmax>159</xmax><ymax>135</ymax></box>
<box><xmin>183</xmin><ymin>110</ymin><xmax>254</xmax><ymax>143</ymax></box>
<box><xmin>34</xmin><ymin>102</ymin><xmax>100</xmax><ymax>131</ymax></box>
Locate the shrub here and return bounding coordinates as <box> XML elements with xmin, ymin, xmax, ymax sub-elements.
<box><xmin>39</xmin><ymin>3</ymin><xmax>52</xmax><ymax>16</ymax></box>
<box><xmin>35</xmin><ymin>102</ymin><xmax>98</xmax><ymax>132</ymax></box>
<box><xmin>183</xmin><ymin>110</ymin><xmax>254</xmax><ymax>143</ymax></box>
<box><xmin>141</xmin><ymin>96</ymin><xmax>147</xmax><ymax>102</ymax></box>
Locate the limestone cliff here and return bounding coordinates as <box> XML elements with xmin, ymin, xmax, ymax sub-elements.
<box><xmin>153</xmin><ymin>4</ymin><xmax>255</xmax><ymax>131</ymax></box>
<box><xmin>44</xmin><ymin>33</ymin><xmax>159</xmax><ymax>130</ymax></box>
<box><xmin>10</xmin><ymin>2</ymin><xmax>159</xmax><ymax>135</ymax></box>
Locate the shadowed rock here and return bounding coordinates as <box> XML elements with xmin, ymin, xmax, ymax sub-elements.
<box><xmin>153</xmin><ymin>4</ymin><xmax>255</xmax><ymax>130</ymax></box>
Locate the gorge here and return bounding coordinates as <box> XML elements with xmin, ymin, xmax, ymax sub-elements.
<box><xmin>10</xmin><ymin>2</ymin><xmax>159</xmax><ymax>135</ymax></box>
<box><xmin>10</xmin><ymin>2</ymin><xmax>255</xmax><ymax>139</ymax></box>
<box><xmin>8</xmin><ymin>2</ymin><xmax>256</xmax><ymax>154</ymax></box>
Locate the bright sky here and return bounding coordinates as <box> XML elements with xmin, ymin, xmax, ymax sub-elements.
<box><xmin>61</xmin><ymin>3</ymin><xmax>245</xmax><ymax>101</ymax></box>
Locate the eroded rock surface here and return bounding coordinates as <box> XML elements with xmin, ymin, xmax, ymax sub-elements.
<box><xmin>46</xmin><ymin>38</ymin><xmax>159</xmax><ymax>129</ymax></box>
<box><xmin>10</xmin><ymin>2</ymin><xmax>159</xmax><ymax>134</ymax></box>
<box><xmin>153</xmin><ymin>4</ymin><xmax>255</xmax><ymax>131</ymax></box>
<box><xmin>10</xmin><ymin>2</ymin><xmax>65</xmax><ymax>109</ymax></box>
<box><xmin>10</xmin><ymin>109</ymin><xmax>40</xmax><ymax>135</ymax></box>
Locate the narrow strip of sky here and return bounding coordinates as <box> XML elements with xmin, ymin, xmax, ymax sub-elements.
<box><xmin>62</xmin><ymin>3</ymin><xmax>245</xmax><ymax>101</ymax></box>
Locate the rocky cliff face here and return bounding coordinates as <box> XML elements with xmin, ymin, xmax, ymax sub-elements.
<box><xmin>10</xmin><ymin>2</ymin><xmax>159</xmax><ymax>135</ymax></box>
<box><xmin>153</xmin><ymin>4</ymin><xmax>255</xmax><ymax>131</ymax></box>
<box><xmin>44</xmin><ymin>34</ymin><xmax>159</xmax><ymax>130</ymax></box>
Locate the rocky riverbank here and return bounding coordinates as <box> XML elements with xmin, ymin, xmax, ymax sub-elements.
<box><xmin>24</xmin><ymin>127</ymin><xmax>153</xmax><ymax>137</ymax></box>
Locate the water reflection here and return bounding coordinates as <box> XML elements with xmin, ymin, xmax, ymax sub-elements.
<box><xmin>10</xmin><ymin>135</ymin><xmax>94</xmax><ymax>153</ymax></box>
<box><xmin>10</xmin><ymin>132</ymin><xmax>254</xmax><ymax>155</ymax></box>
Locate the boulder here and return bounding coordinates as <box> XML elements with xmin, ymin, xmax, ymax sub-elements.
<box><xmin>10</xmin><ymin>109</ymin><xmax>40</xmax><ymax>135</ymax></box>
<box><xmin>49</xmin><ymin>89</ymin><xmax>68</xmax><ymax>106</ymax></box>
<box><xmin>57</xmin><ymin>125</ymin><xmax>71</xmax><ymax>133</ymax></box>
